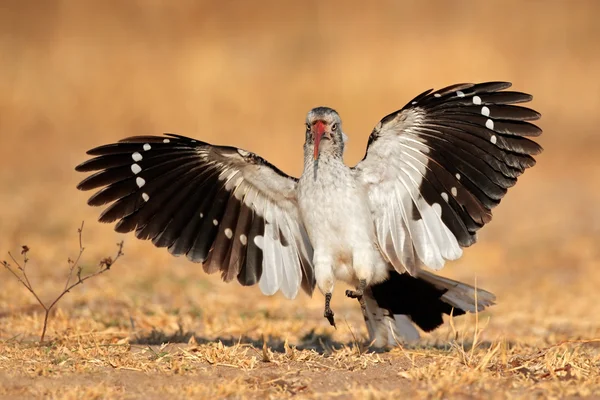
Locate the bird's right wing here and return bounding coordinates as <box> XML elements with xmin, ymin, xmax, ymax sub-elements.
<box><xmin>76</xmin><ymin>134</ymin><xmax>314</xmax><ymax>299</ymax></box>
<box><xmin>353</xmin><ymin>82</ymin><xmax>542</xmax><ymax>275</ymax></box>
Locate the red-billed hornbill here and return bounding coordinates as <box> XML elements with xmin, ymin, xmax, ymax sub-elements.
<box><xmin>76</xmin><ymin>82</ymin><xmax>542</xmax><ymax>346</ymax></box>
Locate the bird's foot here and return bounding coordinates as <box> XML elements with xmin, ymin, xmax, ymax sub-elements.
<box><xmin>345</xmin><ymin>279</ymin><xmax>367</xmax><ymax>299</ymax></box>
<box><xmin>324</xmin><ymin>292</ymin><xmax>336</xmax><ymax>328</ymax></box>
<box><xmin>346</xmin><ymin>279</ymin><xmax>367</xmax><ymax>314</ymax></box>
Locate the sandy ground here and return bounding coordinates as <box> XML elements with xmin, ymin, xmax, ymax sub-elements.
<box><xmin>1</xmin><ymin>1</ymin><xmax>599</xmax><ymax>398</ymax></box>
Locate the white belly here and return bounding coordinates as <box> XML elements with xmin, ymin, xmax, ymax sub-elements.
<box><xmin>298</xmin><ymin>161</ymin><xmax>389</xmax><ymax>291</ymax></box>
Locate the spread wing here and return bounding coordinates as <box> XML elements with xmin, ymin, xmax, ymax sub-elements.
<box><xmin>76</xmin><ymin>133</ymin><xmax>315</xmax><ymax>299</ymax></box>
<box><xmin>353</xmin><ymin>82</ymin><xmax>542</xmax><ymax>275</ymax></box>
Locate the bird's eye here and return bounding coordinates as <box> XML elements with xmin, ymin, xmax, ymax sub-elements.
<box><xmin>306</xmin><ymin>123</ymin><xmax>311</xmax><ymax>132</ymax></box>
<box><xmin>331</xmin><ymin>123</ymin><xmax>338</xmax><ymax>132</ymax></box>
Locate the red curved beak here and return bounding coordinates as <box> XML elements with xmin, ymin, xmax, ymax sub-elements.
<box><xmin>313</xmin><ymin>121</ymin><xmax>326</xmax><ymax>160</ymax></box>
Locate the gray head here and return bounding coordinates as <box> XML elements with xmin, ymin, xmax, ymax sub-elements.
<box><xmin>305</xmin><ymin>107</ymin><xmax>346</xmax><ymax>160</ymax></box>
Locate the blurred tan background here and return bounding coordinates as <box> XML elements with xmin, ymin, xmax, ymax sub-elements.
<box><xmin>1</xmin><ymin>0</ymin><xmax>599</xmax><ymax>344</ymax></box>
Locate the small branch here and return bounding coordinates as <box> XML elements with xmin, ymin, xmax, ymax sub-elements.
<box><xmin>46</xmin><ymin>241</ymin><xmax>124</xmax><ymax>312</ymax></box>
<box><xmin>4</xmin><ymin>249</ymin><xmax>46</xmax><ymax>311</ymax></box>
<box><xmin>2</xmin><ymin>222</ymin><xmax>125</xmax><ymax>344</ymax></box>
<box><xmin>64</xmin><ymin>221</ymin><xmax>85</xmax><ymax>292</ymax></box>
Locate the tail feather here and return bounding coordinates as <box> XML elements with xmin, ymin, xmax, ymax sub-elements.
<box><xmin>419</xmin><ymin>270</ymin><xmax>496</xmax><ymax>313</ymax></box>
<box><xmin>364</xmin><ymin>270</ymin><xmax>495</xmax><ymax>346</ymax></box>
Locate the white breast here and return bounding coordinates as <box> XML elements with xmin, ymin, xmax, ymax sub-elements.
<box><xmin>298</xmin><ymin>157</ymin><xmax>388</xmax><ymax>286</ymax></box>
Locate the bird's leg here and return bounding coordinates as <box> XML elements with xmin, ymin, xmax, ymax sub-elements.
<box><xmin>346</xmin><ymin>279</ymin><xmax>367</xmax><ymax>314</ymax></box>
<box><xmin>345</xmin><ymin>279</ymin><xmax>367</xmax><ymax>298</ymax></box>
<box><xmin>314</xmin><ymin>253</ymin><xmax>336</xmax><ymax>328</ymax></box>
<box><xmin>324</xmin><ymin>292</ymin><xmax>336</xmax><ymax>328</ymax></box>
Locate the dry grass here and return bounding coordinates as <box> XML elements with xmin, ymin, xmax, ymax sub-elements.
<box><xmin>1</xmin><ymin>1</ymin><xmax>600</xmax><ymax>398</ymax></box>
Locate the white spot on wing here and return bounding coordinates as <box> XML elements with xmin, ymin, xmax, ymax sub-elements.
<box><xmin>132</xmin><ymin>152</ymin><xmax>143</xmax><ymax>162</ymax></box>
<box><xmin>434</xmin><ymin>93</ymin><xmax>441</xmax><ymax>98</ymax></box>
<box><xmin>455</xmin><ymin>173</ymin><xmax>461</xmax><ymax>180</ymax></box>
<box><xmin>142</xmin><ymin>193</ymin><xmax>150</xmax><ymax>202</ymax></box>
<box><xmin>490</xmin><ymin>135</ymin><xmax>497</xmax><ymax>144</ymax></box>
<box><xmin>212</xmin><ymin>219</ymin><xmax>218</xmax><ymax>226</ymax></box>
<box><xmin>199</xmin><ymin>213</ymin><xmax>204</xmax><ymax>218</ymax></box>
<box><xmin>456</xmin><ymin>90</ymin><xmax>465</xmax><ymax>97</ymax></box>
<box><xmin>441</xmin><ymin>192</ymin><xmax>449</xmax><ymax>202</ymax></box>
<box><xmin>411</xmin><ymin>101</ymin><xmax>417</xmax><ymax>105</ymax></box>
<box><xmin>253</xmin><ymin>235</ymin><xmax>264</xmax><ymax>249</ymax></box>
<box><xmin>131</xmin><ymin>164</ymin><xmax>142</xmax><ymax>174</ymax></box>
<box><xmin>451</xmin><ymin>187</ymin><xmax>457</xmax><ymax>197</ymax></box>
<box><xmin>163</xmin><ymin>139</ymin><xmax>170</xmax><ymax>143</ymax></box>
<box><xmin>240</xmin><ymin>234</ymin><xmax>248</xmax><ymax>245</ymax></box>
<box><xmin>481</xmin><ymin>106</ymin><xmax>490</xmax><ymax>117</ymax></box>
<box><xmin>143</xmin><ymin>143</ymin><xmax>151</xmax><ymax>151</ymax></box>
<box><xmin>136</xmin><ymin>177</ymin><xmax>145</xmax><ymax>188</ymax></box>
<box><xmin>473</xmin><ymin>96</ymin><xmax>482</xmax><ymax>105</ymax></box>
<box><xmin>485</xmin><ymin>119</ymin><xmax>494</xmax><ymax>130</ymax></box>
<box><xmin>224</xmin><ymin>228</ymin><xmax>233</xmax><ymax>239</ymax></box>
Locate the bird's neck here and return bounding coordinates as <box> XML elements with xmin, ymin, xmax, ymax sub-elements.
<box><xmin>302</xmin><ymin>145</ymin><xmax>346</xmax><ymax>180</ymax></box>
<box><xmin>303</xmin><ymin>141</ymin><xmax>344</xmax><ymax>165</ymax></box>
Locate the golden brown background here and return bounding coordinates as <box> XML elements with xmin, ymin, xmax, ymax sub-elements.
<box><xmin>1</xmin><ymin>1</ymin><xmax>599</xmax><ymax>397</ymax></box>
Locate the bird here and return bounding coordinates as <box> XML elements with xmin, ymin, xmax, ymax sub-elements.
<box><xmin>75</xmin><ymin>81</ymin><xmax>542</xmax><ymax>346</ymax></box>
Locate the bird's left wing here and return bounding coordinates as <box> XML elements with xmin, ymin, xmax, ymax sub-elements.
<box><xmin>353</xmin><ymin>82</ymin><xmax>542</xmax><ymax>275</ymax></box>
<box><xmin>76</xmin><ymin>133</ymin><xmax>314</xmax><ymax>299</ymax></box>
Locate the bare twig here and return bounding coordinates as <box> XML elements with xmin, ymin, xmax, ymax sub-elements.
<box><xmin>4</xmin><ymin>250</ymin><xmax>45</xmax><ymax>312</ymax></box>
<box><xmin>1</xmin><ymin>222</ymin><xmax>125</xmax><ymax>344</ymax></box>
<box><xmin>64</xmin><ymin>221</ymin><xmax>86</xmax><ymax>292</ymax></box>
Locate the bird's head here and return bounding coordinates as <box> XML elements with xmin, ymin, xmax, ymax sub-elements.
<box><xmin>305</xmin><ymin>107</ymin><xmax>347</xmax><ymax>161</ymax></box>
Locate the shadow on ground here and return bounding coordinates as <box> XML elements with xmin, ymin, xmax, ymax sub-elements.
<box><xmin>130</xmin><ymin>325</ymin><xmax>512</xmax><ymax>355</ymax></box>
<box><xmin>131</xmin><ymin>326</ymin><xmax>355</xmax><ymax>354</ymax></box>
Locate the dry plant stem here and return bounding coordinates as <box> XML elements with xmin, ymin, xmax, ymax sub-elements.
<box><xmin>1</xmin><ymin>222</ymin><xmax>125</xmax><ymax>344</ymax></box>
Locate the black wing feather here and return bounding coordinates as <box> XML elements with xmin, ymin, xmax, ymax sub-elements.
<box><xmin>76</xmin><ymin>134</ymin><xmax>314</xmax><ymax>297</ymax></box>
<box><xmin>360</xmin><ymin>81</ymin><xmax>542</xmax><ymax>250</ymax></box>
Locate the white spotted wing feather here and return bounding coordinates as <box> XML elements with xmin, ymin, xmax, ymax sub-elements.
<box><xmin>354</xmin><ymin>82</ymin><xmax>542</xmax><ymax>274</ymax></box>
<box><xmin>76</xmin><ymin>134</ymin><xmax>315</xmax><ymax>299</ymax></box>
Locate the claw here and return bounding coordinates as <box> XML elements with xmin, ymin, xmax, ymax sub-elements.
<box><xmin>345</xmin><ymin>279</ymin><xmax>367</xmax><ymax>299</ymax></box>
<box><xmin>346</xmin><ymin>279</ymin><xmax>367</xmax><ymax>314</ymax></box>
<box><xmin>324</xmin><ymin>309</ymin><xmax>336</xmax><ymax>328</ymax></box>
<box><xmin>345</xmin><ymin>289</ymin><xmax>363</xmax><ymax>299</ymax></box>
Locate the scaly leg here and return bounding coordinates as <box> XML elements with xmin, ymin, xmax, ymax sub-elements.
<box><xmin>346</xmin><ymin>279</ymin><xmax>367</xmax><ymax>314</ymax></box>
<box><xmin>314</xmin><ymin>252</ymin><xmax>336</xmax><ymax>328</ymax></box>
<box><xmin>324</xmin><ymin>292</ymin><xmax>336</xmax><ymax>328</ymax></box>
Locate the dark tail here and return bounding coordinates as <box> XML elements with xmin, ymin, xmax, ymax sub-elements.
<box><xmin>364</xmin><ymin>270</ymin><xmax>495</xmax><ymax>346</ymax></box>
